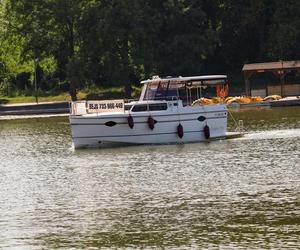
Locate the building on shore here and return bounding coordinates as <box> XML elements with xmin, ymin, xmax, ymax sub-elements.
<box><xmin>242</xmin><ymin>60</ymin><xmax>300</xmax><ymax>97</ymax></box>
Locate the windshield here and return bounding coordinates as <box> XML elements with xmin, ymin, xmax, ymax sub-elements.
<box><xmin>142</xmin><ymin>81</ymin><xmax>178</xmax><ymax>101</ymax></box>
<box><xmin>139</xmin><ymin>78</ymin><xmax>228</xmax><ymax>105</ymax></box>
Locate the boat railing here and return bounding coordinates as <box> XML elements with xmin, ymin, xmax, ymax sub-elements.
<box><xmin>171</xmin><ymin>96</ymin><xmax>179</xmax><ymax>101</ymax></box>
<box><xmin>124</xmin><ymin>98</ymin><xmax>137</xmax><ymax>103</ymax></box>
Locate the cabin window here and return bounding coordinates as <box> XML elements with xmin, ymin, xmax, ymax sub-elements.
<box><xmin>143</xmin><ymin>81</ymin><xmax>178</xmax><ymax>101</ymax></box>
<box><xmin>144</xmin><ymin>82</ymin><xmax>159</xmax><ymax>100</ymax></box>
<box><xmin>154</xmin><ymin>82</ymin><xmax>168</xmax><ymax>100</ymax></box>
<box><xmin>166</xmin><ymin>81</ymin><xmax>178</xmax><ymax>100</ymax></box>
<box><xmin>105</xmin><ymin>121</ymin><xmax>117</xmax><ymax>127</ymax></box>
<box><xmin>178</xmin><ymin>84</ymin><xmax>189</xmax><ymax>106</ymax></box>
<box><xmin>131</xmin><ymin>103</ymin><xmax>168</xmax><ymax>112</ymax></box>
<box><xmin>149</xmin><ymin>103</ymin><xmax>168</xmax><ymax>111</ymax></box>
<box><xmin>131</xmin><ymin>105</ymin><xmax>148</xmax><ymax>112</ymax></box>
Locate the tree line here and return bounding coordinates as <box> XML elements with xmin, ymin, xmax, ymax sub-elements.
<box><xmin>0</xmin><ymin>0</ymin><xmax>299</xmax><ymax>100</ymax></box>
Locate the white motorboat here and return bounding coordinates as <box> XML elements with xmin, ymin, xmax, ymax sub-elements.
<box><xmin>70</xmin><ymin>75</ymin><xmax>229</xmax><ymax>148</ymax></box>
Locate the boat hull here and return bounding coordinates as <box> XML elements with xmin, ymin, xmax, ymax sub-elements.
<box><xmin>70</xmin><ymin>105</ymin><xmax>228</xmax><ymax>148</ymax></box>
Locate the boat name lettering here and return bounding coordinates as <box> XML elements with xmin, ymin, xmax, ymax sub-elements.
<box><xmin>214</xmin><ymin>112</ymin><xmax>226</xmax><ymax>117</ymax></box>
<box><xmin>87</xmin><ymin>100</ymin><xmax>124</xmax><ymax>113</ymax></box>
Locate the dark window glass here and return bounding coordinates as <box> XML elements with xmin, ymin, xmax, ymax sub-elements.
<box><xmin>143</xmin><ymin>81</ymin><xmax>179</xmax><ymax>101</ymax></box>
<box><xmin>131</xmin><ymin>105</ymin><xmax>148</xmax><ymax>112</ymax></box>
<box><xmin>149</xmin><ymin>103</ymin><xmax>168</xmax><ymax>111</ymax></box>
<box><xmin>154</xmin><ymin>82</ymin><xmax>168</xmax><ymax>100</ymax></box>
<box><xmin>144</xmin><ymin>82</ymin><xmax>159</xmax><ymax>100</ymax></box>
<box><xmin>131</xmin><ymin>103</ymin><xmax>168</xmax><ymax>112</ymax></box>
<box><xmin>178</xmin><ymin>86</ymin><xmax>188</xmax><ymax>106</ymax></box>
<box><xmin>105</xmin><ymin>121</ymin><xmax>117</xmax><ymax>127</ymax></box>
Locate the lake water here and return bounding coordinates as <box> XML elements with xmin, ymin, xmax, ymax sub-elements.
<box><xmin>0</xmin><ymin>107</ymin><xmax>299</xmax><ymax>249</ymax></box>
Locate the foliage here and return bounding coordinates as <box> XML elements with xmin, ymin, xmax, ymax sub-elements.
<box><xmin>0</xmin><ymin>0</ymin><xmax>300</xmax><ymax>100</ymax></box>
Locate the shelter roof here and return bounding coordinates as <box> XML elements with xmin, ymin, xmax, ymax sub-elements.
<box><xmin>242</xmin><ymin>61</ymin><xmax>300</xmax><ymax>72</ymax></box>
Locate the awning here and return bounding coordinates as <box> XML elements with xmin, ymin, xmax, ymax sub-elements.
<box><xmin>243</xmin><ymin>61</ymin><xmax>300</xmax><ymax>73</ymax></box>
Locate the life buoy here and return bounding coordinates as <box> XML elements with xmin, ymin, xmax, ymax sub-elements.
<box><xmin>148</xmin><ymin>116</ymin><xmax>155</xmax><ymax>130</ymax></box>
<box><xmin>204</xmin><ymin>125</ymin><xmax>210</xmax><ymax>139</ymax></box>
<box><xmin>177</xmin><ymin>123</ymin><xmax>184</xmax><ymax>139</ymax></box>
<box><xmin>127</xmin><ymin>115</ymin><xmax>134</xmax><ymax>129</ymax></box>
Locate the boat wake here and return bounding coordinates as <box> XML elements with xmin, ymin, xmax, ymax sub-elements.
<box><xmin>237</xmin><ymin>128</ymin><xmax>300</xmax><ymax>141</ymax></box>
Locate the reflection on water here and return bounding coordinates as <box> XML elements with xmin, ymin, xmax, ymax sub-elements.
<box><xmin>228</xmin><ymin>106</ymin><xmax>300</xmax><ymax>131</ymax></box>
<box><xmin>0</xmin><ymin>107</ymin><xmax>299</xmax><ymax>249</ymax></box>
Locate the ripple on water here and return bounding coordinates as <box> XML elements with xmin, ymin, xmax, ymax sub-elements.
<box><xmin>0</xmin><ymin>108</ymin><xmax>299</xmax><ymax>249</ymax></box>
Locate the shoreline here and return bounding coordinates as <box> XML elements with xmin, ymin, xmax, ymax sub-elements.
<box><xmin>0</xmin><ymin>101</ymin><xmax>69</xmax><ymax>116</ymax></box>
<box><xmin>1</xmin><ymin>98</ymin><xmax>299</xmax><ymax>118</ymax></box>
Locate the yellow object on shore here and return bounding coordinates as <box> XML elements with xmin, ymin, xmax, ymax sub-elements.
<box><xmin>192</xmin><ymin>95</ymin><xmax>282</xmax><ymax>105</ymax></box>
<box><xmin>226</xmin><ymin>96</ymin><xmax>255</xmax><ymax>104</ymax></box>
<box><xmin>212</xmin><ymin>97</ymin><xmax>224</xmax><ymax>104</ymax></box>
<box><xmin>251</xmin><ymin>96</ymin><xmax>264</xmax><ymax>103</ymax></box>
<box><xmin>263</xmin><ymin>95</ymin><xmax>282</xmax><ymax>101</ymax></box>
<box><xmin>226</xmin><ymin>97</ymin><xmax>240</xmax><ymax>104</ymax></box>
<box><xmin>192</xmin><ymin>98</ymin><xmax>214</xmax><ymax>105</ymax></box>
<box><xmin>225</xmin><ymin>96</ymin><xmax>234</xmax><ymax>103</ymax></box>
<box><xmin>239</xmin><ymin>97</ymin><xmax>251</xmax><ymax>104</ymax></box>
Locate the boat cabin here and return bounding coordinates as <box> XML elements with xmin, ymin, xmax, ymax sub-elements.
<box><xmin>71</xmin><ymin>75</ymin><xmax>228</xmax><ymax>115</ymax></box>
<box><xmin>139</xmin><ymin>75</ymin><xmax>228</xmax><ymax>106</ymax></box>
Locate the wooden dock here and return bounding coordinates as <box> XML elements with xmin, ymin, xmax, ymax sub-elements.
<box><xmin>227</xmin><ymin>96</ymin><xmax>300</xmax><ymax>109</ymax></box>
<box><xmin>270</xmin><ymin>97</ymin><xmax>300</xmax><ymax>107</ymax></box>
<box><xmin>0</xmin><ymin>102</ymin><xmax>69</xmax><ymax>116</ymax></box>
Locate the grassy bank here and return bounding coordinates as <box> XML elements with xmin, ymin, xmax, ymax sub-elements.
<box><xmin>0</xmin><ymin>86</ymin><xmax>142</xmax><ymax>105</ymax></box>
<box><xmin>0</xmin><ymin>92</ymin><xmax>86</xmax><ymax>104</ymax></box>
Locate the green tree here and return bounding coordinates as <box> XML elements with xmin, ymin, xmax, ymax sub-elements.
<box><xmin>212</xmin><ymin>0</ymin><xmax>277</xmax><ymax>72</ymax></box>
<box><xmin>141</xmin><ymin>0</ymin><xmax>219</xmax><ymax>76</ymax></box>
<box><xmin>2</xmin><ymin>0</ymin><xmax>300</xmax><ymax>99</ymax></box>
<box><xmin>267</xmin><ymin>0</ymin><xmax>300</xmax><ymax>60</ymax></box>
<box><xmin>4</xmin><ymin>0</ymin><xmax>89</xmax><ymax>100</ymax></box>
<box><xmin>77</xmin><ymin>0</ymin><xmax>146</xmax><ymax>97</ymax></box>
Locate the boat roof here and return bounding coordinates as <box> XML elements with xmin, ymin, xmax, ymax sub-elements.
<box><xmin>141</xmin><ymin>75</ymin><xmax>227</xmax><ymax>84</ymax></box>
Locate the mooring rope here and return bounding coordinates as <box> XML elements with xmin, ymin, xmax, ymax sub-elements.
<box><xmin>228</xmin><ymin>109</ymin><xmax>243</xmax><ymax>132</ymax></box>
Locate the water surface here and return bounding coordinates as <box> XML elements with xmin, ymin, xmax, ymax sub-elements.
<box><xmin>0</xmin><ymin>107</ymin><xmax>299</xmax><ymax>249</ymax></box>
